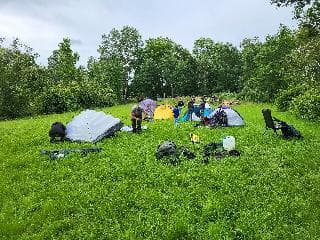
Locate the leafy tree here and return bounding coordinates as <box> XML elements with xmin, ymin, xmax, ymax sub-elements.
<box><xmin>47</xmin><ymin>38</ymin><xmax>81</xmax><ymax>83</ymax></box>
<box><xmin>132</xmin><ymin>37</ymin><xmax>197</xmax><ymax>98</ymax></box>
<box><xmin>271</xmin><ymin>0</ymin><xmax>320</xmax><ymax>31</ymax></box>
<box><xmin>193</xmin><ymin>38</ymin><xmax>242</xmax><ymax>94</ymax></box>
<box><xmin>40</xmin><ymin>38</ymin><xmax>89</xmax><ymax>114</ymax></box>
<box><xmin>240</xmin><ymin>25</ymin><xmax>296</xmax><ymax>102</ymax></box>
<box><xmin>98</xmin><ymin>26</ymin><xmax>143</xmax><ymax>100</ymax></box>
<box><xmin>0</xmin><ymin>38</ymin><xmax>44</xmax><ymax>119</ymax></box>
<box><xmin>275</xmin><ymin>34</ymin><xmax>320</xmax><ymax>119</ymax></box>
<box><xmin>87</xmin><ymin>56</ymin><xmax>125</xmax><ymax>100</ymax></box>
<box><xmin>239</xmin><ymin>37</ymin><xmax>262</xmax><ymax>91</ymax></box>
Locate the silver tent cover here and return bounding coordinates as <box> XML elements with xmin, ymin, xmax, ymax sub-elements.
<box><xmin>209</xmin><ymin>108</ymin><xmax>244</xmax><ymax>126</ymax></box>
<box><xmin>66</xmin><ymin>110</ymin><xmax>122</xmax><ymax>142</ymax></box>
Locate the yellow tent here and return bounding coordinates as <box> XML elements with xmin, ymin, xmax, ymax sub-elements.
<box><xmin>154</xmin><ymin>104</ymin><xmax>174</xmax><ymax>120</ymax></box>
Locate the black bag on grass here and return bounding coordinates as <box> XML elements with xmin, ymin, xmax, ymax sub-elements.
<box><xmin>156</xmin><ymin>141</ymin><xmax>177</xmax><ymax>159</ymax></box>
<box><xmin>279</xmin><ymin>122</ymin><xmax>303</xmax><ymax>139</ymax></box>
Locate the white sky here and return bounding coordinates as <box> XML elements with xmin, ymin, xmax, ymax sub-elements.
<box><xmin>0</xmin><ymin>0</ymin><xmax>296</xmax><ymax>66</ymax></box>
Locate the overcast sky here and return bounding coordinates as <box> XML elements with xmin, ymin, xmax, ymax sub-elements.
<box><xmin>0</xmin><ymin>0</ymin><xmax>296</xmax><ymax>66</ymax></box>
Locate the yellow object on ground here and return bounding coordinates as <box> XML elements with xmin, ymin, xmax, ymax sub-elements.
<box><xmin>190</xmin><ymin>133</ymin><xmax>200</xmax><ymax>144</ymax></box>
<box><xmin>154</xmin><ymin>104</ymin><xmax>173</xmax><ymax>120</ymax></box>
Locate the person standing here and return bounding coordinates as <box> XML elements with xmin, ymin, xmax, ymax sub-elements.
<box><xmin>199</xmin><ymin>97</ymin><xmax>206</xmax><ymax>119</ymax></box>
<box><xmin>172</xmin><ymin>105</ymin><xmax>180</xmax><ymax>127</ymax></box>
<box><xmin>187</xmin><ymin>97</ymin><xmax>195</xmax><ymax>121</ymax></box>
<box><xmin>176</xmin><ymin>98</ymin><xmax>184</xmax><ymax>115</ymax></box>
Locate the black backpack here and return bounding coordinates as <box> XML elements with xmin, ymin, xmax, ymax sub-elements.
<box><xmin>279</xmin><ymin>122</ymin><xmax>303</xmax><ymax>139</ymax></box>
<box><xmin>49</xmin><ymin>122</ymin><xmax>66</xmax><ymax>142</ymax></box>
<box><xmin>211</xmin><ymin>109</ymin><xmax>228</xmax><ymax>127</ymax></box>
<box><xmin>156</xmin><ymin>141</ymin><xmax>177</xmax><ymax>159</ymax></box>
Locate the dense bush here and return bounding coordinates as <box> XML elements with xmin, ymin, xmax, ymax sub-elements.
<box><xmin>77</xmin><ymin>80</ymin><xmax>117</xmax><ymax>108</ymax></box>
<box><xmin>275</xmin><ymin>85</ymin><xmax>306</xmax><ymax>111</ymax></box>
<box><xmin>240</xmin><ymin>26</ymin><xmax>296</xmax><ymax>102</ymax></box>
<box><xmin>289</xmin><ymin>88</ymin><xmax>320</xmax><ymax>121</ymax></box>
<box><xmin>39</xmin><ymin>83</ymin><xmax>80</xmax><ymax>114</ymax></box>
<box><xmin>216</xmin><ymin>92</ymin><xmax>239</xmax><ymax>101</ymax></box>
<box><xmin>39</xmin><ymin>81</ymin><xmax>117</xmax><ymax>114</ymax></box>
<box><xmin>0</xmin><ymin>39</ymin><xmax>44</xmax><ymax>119</ymax></box>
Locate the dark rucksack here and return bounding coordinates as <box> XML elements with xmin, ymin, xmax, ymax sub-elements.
<box><xmin>156</xmin><ymin>141</ymin><xmax>177</xmax><ymax>159</ymax></box>
<box><xmin>49</xmin><ymin>122</ymin><xmax>66</xmax><ymax>142</ymax></box>
<box><xmin>211</xmin><ymin>109</ymin><xmax>228</xmax><ymax>127</ymax></box>
<box><xmin>156</xmin><ymin>141</ymin><xmax>195</xmax><ymax>165</ymax></box>
<box><xmin>279</xmin><ymin>122</ymin><xmax>303</xmax><ymax>139</ymax></box>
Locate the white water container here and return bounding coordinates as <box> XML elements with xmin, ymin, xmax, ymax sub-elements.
<box><xmin>223</xmin><ymin>136</ymin><xmax>235</xmax><ymax>151</ymax></box>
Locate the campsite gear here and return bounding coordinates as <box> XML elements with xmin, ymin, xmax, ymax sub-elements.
<box><xmin>209</xmin><ymin>108</ymin><xmax>228</xmax><ymax>127</ymax></box>
<box><xmin>154</xmin><ymin>105</ymin><xmax>174</xmax><ymax>120</ymax></box>
<box><xmin>40</xmin><ymin>147</ymin><xmax>102</xmax><ymax>160</ymax></box>
<box><xmin>190</xmin><ymin>133</ymin><xmax>200</xmax><ymax>144</ymax></box>
<box><xmin>279</xmin><ymin>121</ymin><xmax>303</xmax><ymax>139</ymax></box>
<box><xmin>179</xmin><ymin>147</ymin><xmax>196</xmax><ymax>159</ymax></box>
<box><xmin>181</xmin><ymin>106</ymin><xmax>201</xmax><ymax>122</ymax></box>
<box><xmin>229</xmin><ymin>150</ymin><xmax>241</xmax><ymax>157</ymax></box>
<box><xmin>121</xmin><ymin>125</ymin><xmax>147</xmax><ymax>132</ymax></box>
<box><xmin>262</xmin><ymin>109</ymin><xmax>282</xmax><ymax>135</ymax></box>
<box><xmin>209</xmin><ymin>107</ymin><xmax>244</xmax><ymax>127</ymax></box>
<box><xmin>203</xmin><ymin>142</ymin><xmax>223</xmax><ymax>163</ymax></box>
<box><xmin>222</xmin><ymin>136</ymin><xmax>236</xmax><ymax>151</ymax></box>
<box><xmin>139</xmin><ymin>99</ymin><xmax>157</xmax><ymax>114</ymax></box>
<box><xmin>204</xmin><ymin>103</ymin><xmax>213</xmax><ymax>117</ymax></box>
<box><xmin>214</xmin><ymin>150</ymin><xmax>241</xmax><ymax>160</ymax></box>
<box><xmin>262</xmin><ymin>109</ymin><xmax>302</xmax><ymax>139</ymax></box>
<box><xmin>66</xmin><ymin>110</ymin><xmax>122</xmax><ymax>143</ymax></box>
<box><xmin>156</xmin><ymin>141</ymin><xmax>177</xmax><ymax>160</ymax></box>
<box><xmin>156</xmin><ymin>141</ymin><xmax>196</xmax><ymax>165</ymax></box>
<box><xmin>49</xmin><ymin>122</ymin><xmax>66</xmax><ymax>142</ymax></box>
<box><xmin>139</xmin><ymin>99</ymin><xmax>156</xmax><ymax>121</ymax></box>
<box><xmin>203</xmin><ymin>140</ymin><xmax>240</xmax><ymax>163</ymax></box>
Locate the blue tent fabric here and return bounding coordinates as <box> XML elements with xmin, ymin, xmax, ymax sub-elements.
<box><xmin>181</xmin><ymin>111</ymin><xmax>190</xmax><ymax>122</ymax></box>
<box><xmin>204</xmin><ymin>108</ymin><xmax>212</xmax><ymax>117</ymax></box>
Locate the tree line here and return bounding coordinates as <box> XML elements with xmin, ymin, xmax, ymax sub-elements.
<box><xmin>0</xmin><ymin>0</ymin><xmax>319</xmax><ymax>120</ymax></box>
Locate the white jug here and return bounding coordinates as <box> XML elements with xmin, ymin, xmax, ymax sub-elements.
<box><xmin>222</xmin><ymin>136</ymin><xmax>235</xmax><ymax>151</ymax></box>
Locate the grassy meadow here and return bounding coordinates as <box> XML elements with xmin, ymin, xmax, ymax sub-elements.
<box><xmin>0</xmin><ymin>102</ymin><xmax>320</xmax><ymax>239</ymax></box>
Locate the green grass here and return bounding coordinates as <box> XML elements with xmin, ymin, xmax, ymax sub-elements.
<box><xmin>1</xmin><ymin>103</ymin><xmax>320</xmax><ymax>239</ymax></box>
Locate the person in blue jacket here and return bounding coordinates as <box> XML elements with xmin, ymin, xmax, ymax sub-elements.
<box><xmin>172</xmin><ymin>105</ymin><xmax>180</xmax><ymax>127</ymax></box>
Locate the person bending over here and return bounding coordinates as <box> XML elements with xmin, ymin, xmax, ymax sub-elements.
<box><xmin>131</xmin><ymin>104</ymin><xmax>143</xmax><ymax>133</ymax></box>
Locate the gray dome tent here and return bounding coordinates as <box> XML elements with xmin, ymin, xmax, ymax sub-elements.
<box><xmin>66</xmin><ymin>110</ymin><xmax>122</xmax><ymax>142</ymax></box>
<box><xmin>208</xmin><ymin>107</ymin><xmax>244</xmax><ymax>126</ymax></box>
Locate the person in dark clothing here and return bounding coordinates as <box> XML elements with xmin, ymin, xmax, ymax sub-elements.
<box><xmin>178</xmin><ymin>99</ymin><xmax>184</xmax><ymax>108</ymax></box>
<box><xmin>172</xmin><ymin>105</ymin><xmax>180</xmax><ymax>127</ymax></box>
<box><xmin>131</xmin><ymin>105</ymin><xmax>143</xmax><ymax>133</ymax></box>
<box><xmin>199</xmin><ymin>98</ymin><xmax>206</xmax><ymax>118</ymax></box>
<box><xmin>177</xmin><ymin>98</ymin><xmax>184</xmax><ymax>115</ymax></box>
<box><xmin>49</xmin><ymin>122</ymin><xmax>66</xmax><ymax>142</ymax></box>
<box><xmin>187</xmin><ymin>98</ymin><xmax>195</xmax><ymax>121</ymax></box>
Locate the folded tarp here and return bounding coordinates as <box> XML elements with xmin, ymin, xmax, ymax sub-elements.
<box><xmin>66</xmin><ymin>110</ymin><xmax>122</xmax><ymax>142</ymax></box>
